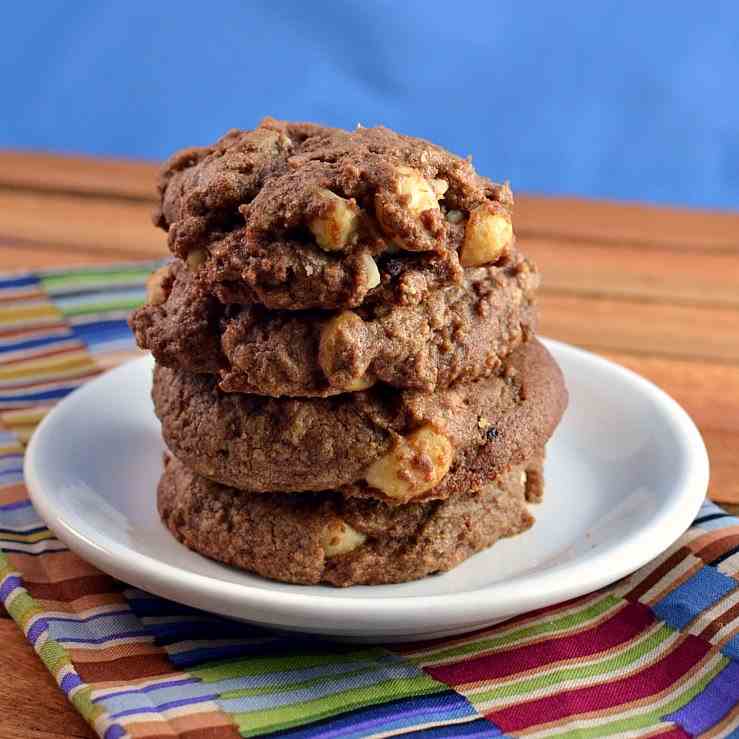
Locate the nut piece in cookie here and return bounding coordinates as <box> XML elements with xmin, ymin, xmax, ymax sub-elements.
<box><xmin>460</xmin><ymin>203</ymin><xmax>513</xmax><ymax>267</ymax></box>
<box><xmin>365</xmin><ymin>424</ymin><xmax>453</xmax><ymax>501</ymax></box>
<box><xmin>320</xmin><ymin>518</ymin><xmax>367</xmax><ymax>557</ymax></box>
<box><xmin>395</xmin><ymin>166</ymin><xmax>441</xmax><ymax>216</ymax></box>
<box><xmin>375</xmin><ymin>166</ymin><xmax>445</xmax><ymax>252</ymax></box>
<box><xmin>318</xmin><ymin>310</ymin><xmax>373</xmax><ymax>390</ymax></box>
<box><xmin>145</xmin><ymin>265</ymin><xmax>172</xmax><ymax>306</ymax></box>
<box><xmin>359</xmin><ymin>253</ymin><xmax>381</xmax><ymax>290</ymax></box>
<box><xmin>309</xmin><ymin>189</ymin><xmax>360</xmax><ymax>251</ymax></box>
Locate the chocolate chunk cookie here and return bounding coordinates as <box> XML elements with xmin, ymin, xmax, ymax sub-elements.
<box><xmin>154</xmin><ymin>118</ymin><xmax>515</xmax><ymax>310</ymax></box>
<box><xmin>131</xmin><ymin>249</ymin><xmax>538</xmax><ymax>396</ymax></box>
<box><xmin>158</xmin><ymin>454</ymin><xmax>542</xmax><ymax>586</ymax></box>
<box><xmin>152</xmin><ymin>339</ymin><xmax>567</xmax><ymax>504</ymax></box>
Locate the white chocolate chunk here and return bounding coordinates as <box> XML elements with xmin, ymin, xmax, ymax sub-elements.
<box><xmin>309</xmin><ymin>189</ymin><xmax>359</xmax><ymax>251</ymax></box>
<box><xmin>321</xmin><ymin>518</ymin><xmax>367</xmax><ymax>557</ymax></box>
<box><xmin>446</xmin><ymin>209</ymin><xmax>465</xmax><ymax>224</ymax></box>
<box><xmin>365</xmin><ymin>424</ymin><xmax>453</xmax><ymax>500</ymax></box>
<box><xmin>460</xmin><ymin>204</ymin><xmax>513</xmax><ymax>267</ymax></box>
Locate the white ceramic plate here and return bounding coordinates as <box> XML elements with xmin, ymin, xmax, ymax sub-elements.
<box><xmin>25</xmin><ymin>339</ymin><xmax>708</xmax><ymax>641</ymax></box>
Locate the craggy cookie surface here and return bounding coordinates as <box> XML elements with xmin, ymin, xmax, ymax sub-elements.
<box><xmin>152</xmin><ymin>339</ymin><xmax>567</xmax><ymax>503</ymax></box>
<box><xmin>154</xmin><ymin>119</ymin><xmax>516</xmax><ymax>310</ymax></box>
<box><xmin>131</xmin><ymin>251</ymin><xmax>538</xmax><ymax>396</ymax></box>
<box><xmin>158</xmin><ymin>455</ymin><xmax>542</xmax><ymax>586</ymax></box>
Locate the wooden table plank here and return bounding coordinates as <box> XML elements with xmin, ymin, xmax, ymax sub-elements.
<box><xmin>3</xmin><ymin>151</ymin><xmax>739</xmax><ymax>249</ymax></box>
<box><xmin>526</xmin><ymin>236</ymin><xmax>739</xmax><ymax>307</ymax></box>
<box><xmin>538</xmin><ymin>293</ymin><xmax>739</xmax><ymax>364</ymax></box>
<box><xmin>1</xmin><ymin>167</ymin><xmax>738</xmax><ymax>317</ymax></box>
<box><xmin>0</xmin><ymin>241</ymin><xmax>157</xmax><ymax>270</ymax></box>
<box><xmin>516</xmin><ymin>195</ymin><xmax>739</xmax><ymax>251</ymax></box>
<box><xmin>701</xmin><ymin>429</ymin><xmax>739</xmax><ymax>505</ymax></box>
<box><xmin>0</xmin><ymin>150</ymin><xmax>156</xmax><ymax>201</ymax></box>
<box><xmin>0</xmin><ymin>190</ymin><xmax>164</xmax><ymax>257</ymax></box>
<box><xmin>0</xmin><ymin>622</ymin><xmax>95</xmax><ymax>738</ymax></box>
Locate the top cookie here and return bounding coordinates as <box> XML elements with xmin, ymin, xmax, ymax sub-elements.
<box><xmin>154</xmin><ymin>118</ymin><xmax>515</xmax><ymax>311</ymax></box>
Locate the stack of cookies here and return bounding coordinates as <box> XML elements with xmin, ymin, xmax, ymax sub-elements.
<box><xmin>130</xmin><ymin>119</ymin><xmax>567</xmax><ymax>586</ymax></box>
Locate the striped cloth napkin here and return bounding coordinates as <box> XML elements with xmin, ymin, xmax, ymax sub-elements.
<box><xmin>1</xmin><ymin>264</ymin><xmax>738</xmax><ymax>739</ymax></box>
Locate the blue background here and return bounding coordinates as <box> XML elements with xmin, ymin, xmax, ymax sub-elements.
<box><xmin>2</xmin><ymin>2</ymin><xmax>738</xmax><ymax>208</ymax></box>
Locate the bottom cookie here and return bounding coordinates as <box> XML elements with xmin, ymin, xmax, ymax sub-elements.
<box><xmin>158</xmin><ymin>454</ymin><xmax>544</xmax><ymax>587</ymax></box>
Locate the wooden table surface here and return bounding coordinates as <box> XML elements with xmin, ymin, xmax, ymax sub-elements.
<box><xmin>0</xmin><ymin>150</ymin><xmax>738</xmax><ymax>738</ymax></box>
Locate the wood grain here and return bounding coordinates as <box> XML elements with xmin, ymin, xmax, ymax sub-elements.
<box><xmin>0</xmin><ymin>622</ymin><xmax>95</xmax><ymax>738</ymax></box>
<box><xmin>0</xmin><ymin>190</ymin><xmax>164</xmax><ymax>256</ymax></box>
<box><xmin>538</xmin><ymin>293</ymin><xmax>739</xmax><ymax>364</ymax></box>
<box><xmin>0</xmin><ymin>150</ymin><xmax>157</xmax><ymax>201</ymax></box>
<box><xmin>702</xmin><ymin>430</ymin><xmax>739</xmax><ymax>505</ymax></box>
<box><xmin>0</xmin><ymin>150</ymin><xmax>738</xmax><ymax>737</ymax></box>
<box><xmin>0</xmin><ymin>240</ymin><xmax>161</xmax><ymax>270</ymax></box>
<box><xmin>525</xmin><ymin>236</ymin><xmax>739</xmax><ymax>307</ymax></box>
<box><xmin>516</xmin><ymin>194</ymin><xmax>739</xmax><ymax>251</ymax></box>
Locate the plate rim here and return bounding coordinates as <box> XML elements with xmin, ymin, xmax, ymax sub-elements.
<box><xmin>24</xmin><ymin>338</ymin><xmax>710</xmax><ymax>629</ymax></box>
